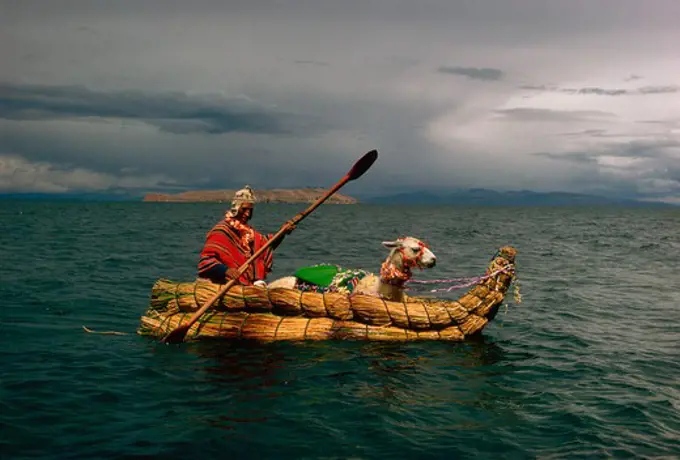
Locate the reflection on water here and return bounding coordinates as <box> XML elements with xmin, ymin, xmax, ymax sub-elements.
<box><xmin>191</xmin><ymin>341</ymin><xmax>290</xmax><ymax>387</ymax></box>
<box><xmin>182</xmin><ymin>336</ymin><xmax>512</xmax><ymax>432</ymax></box>
<box><xmin>191</xmin><ymin>336</ymin><xmax>508</xmax><ymax>385</ymax></box>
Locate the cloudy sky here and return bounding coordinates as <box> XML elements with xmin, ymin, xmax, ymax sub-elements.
<box><xmin>2</xmin><ymin>0</ymin><xmax>680</xmax><ymax>202</ymax></box>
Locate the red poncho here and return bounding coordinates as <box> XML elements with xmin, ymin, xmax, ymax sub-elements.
<box><xmin>197</xmin><ymin>216</ymin><xmax>274</xmax><ymax>285</ymax></box>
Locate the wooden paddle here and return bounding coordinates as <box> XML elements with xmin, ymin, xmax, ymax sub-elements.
<box><xmin>161</xmin><ymin>149</ymin><xmax>379</xmax><ymax>344</ymax></box>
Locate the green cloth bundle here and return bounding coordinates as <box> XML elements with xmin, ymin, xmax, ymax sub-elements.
<box><xmin>294</xmin><ymin>264</ymin><xmax>341</xmax><ymax>287</ymax></box>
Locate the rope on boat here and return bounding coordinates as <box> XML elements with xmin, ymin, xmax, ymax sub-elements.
<box><xmin>82</xmin><ymin>325</ymin><xmax>129</xmax><ymax>336</ymax></box>
<box><xmin>407</xmin><ymin>265</ymin><xmax>515</xmax><ymax>293</ymax></box>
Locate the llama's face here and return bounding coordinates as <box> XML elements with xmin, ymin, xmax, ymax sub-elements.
<box><xmin>382</xmin><ymin>237</ymin><xmax>437</xmax><ymax>269</ymax></box>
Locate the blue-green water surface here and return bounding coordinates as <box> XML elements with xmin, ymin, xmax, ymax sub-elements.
<box><xmin>1</xmin><ymin>202</ymin><xmax>679</xmax><ymax>459</ymax></box>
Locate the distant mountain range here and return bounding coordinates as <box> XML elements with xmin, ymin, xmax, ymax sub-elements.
<box><xmin>358</xmin><ymin>189</ymin><xmax>675</xmax><ymax>207</ymax></box>
<box><xmin>1</xmin><ymin>188</ymin><xmax>676</xmax><ymax>207</ymax></box>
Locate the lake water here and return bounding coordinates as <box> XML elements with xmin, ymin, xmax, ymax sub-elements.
<box><xmin>1</xmin><ymin>201</ymin><xmax>679</xmax><ymax>459</ymax></box>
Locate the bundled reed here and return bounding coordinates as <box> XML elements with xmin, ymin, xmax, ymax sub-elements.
<box><xmin>137</xmin><ymin>310</ymin><xmax>472</xmax><ymax>342</ymax></box>
<box><xmin>138</xmin><ymin>246</ymin><xmax>518</xmax><ymax>342</ymax></box>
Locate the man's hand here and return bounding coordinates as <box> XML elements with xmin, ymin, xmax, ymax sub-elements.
<box><xmin>281</xmin><ymin>220</ymin><xmax>297</xmax><ymax>235</ymax></box>
<box><xmin>226</xmin><ymin>267</ymin><xmax>240</xmax><ymax>280</ymax></box>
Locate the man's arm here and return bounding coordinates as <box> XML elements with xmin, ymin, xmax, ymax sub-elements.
<box><xmin>198</xmin><ymin>256</ymin><xmax>242</xmax><ymax>283</ymax></box>
<box><xmin>197</xmin><ymin>228</ymin><xmax>242</xmax><ymax>283</ymax></box>
<box><xmin>268</xmin><ymin>219</ymin><xmax>298</xmax><ymax>250</ymax></box>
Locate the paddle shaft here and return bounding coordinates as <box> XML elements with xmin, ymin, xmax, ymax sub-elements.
<box><xmin>162</xmin><ymin>149</ymin><xmax>377</xmax><ymax>343</ymax></box>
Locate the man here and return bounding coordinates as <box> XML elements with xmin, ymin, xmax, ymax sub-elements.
<box><xmin>197</xmin><ymin>185</ymin><xmax>294</xmax><ymax>286</ymax></box>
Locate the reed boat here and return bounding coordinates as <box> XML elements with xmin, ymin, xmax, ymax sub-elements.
<box><xmin>138</xmin><ymin>246</ymin><xmax>518</xmax><ymax>342</ymax></box>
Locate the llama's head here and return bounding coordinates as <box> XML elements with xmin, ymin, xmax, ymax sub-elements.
<box><xmin>382</xmin><ymin>237</ymin><xmax>437</xmax><ymax>270</ymax></box>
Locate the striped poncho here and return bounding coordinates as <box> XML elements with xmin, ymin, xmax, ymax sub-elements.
<box><xmin>197</xmin><ymin>216</ymin><xmax>274</xmax><ymax>285</ymax></box>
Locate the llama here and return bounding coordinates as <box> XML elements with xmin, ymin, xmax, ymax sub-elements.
<box><xmin>267</xmin><ymin>237</ymin><xmax>436</xmax><ymax>302</ymax></box>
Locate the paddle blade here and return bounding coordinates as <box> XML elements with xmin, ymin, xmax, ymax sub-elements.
<box><xmin>347</xmin><ymin>149</ymin><xmax>378</xmax><ymax>181</ymax></box>
<box><xmin>162</xmin><ymin>325</ymin><xmax>190</xmax><ymax>344</ymax></box>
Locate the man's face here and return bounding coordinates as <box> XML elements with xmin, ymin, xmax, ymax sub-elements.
<box><xmin>237</xmin><ymin>203</ymin><xmax>253</xmax><ymax>222</ymax></box>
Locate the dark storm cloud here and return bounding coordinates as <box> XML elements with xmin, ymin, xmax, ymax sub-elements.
<box><xmin>575</xmin><ymin>87</ymin><xmax>628</xmax><ymax>96</ymax></box>
<box><xmin>519</xmin><ymin>85</ymin><xmax>628</xmax><ymax>95</ymax></box>
<box><xmin>612</xmin><ymin>139</ymin><xmax>680</xmax><ymax>158</ymax></box>
<box><xmin>0</xmin><ymin>83</ymin><xmax>317</xmax><ymax>135</ymax></box>
<box><xmin>437</xmin><ymin>66</ymin><xmax>504</xmax><ymax>81</ymax></box>
<box><xmin>558</xmin><ymin>129</ymin><xmax>679</xmax><ymax>140</ymax></box>
<box><xmin>519</xmin><ymin>84</ymin><xmax>679</xmax><ymax>96</ymax></box>
<box><xmin>293</xmin><ymin>60</ymin><xmax>330</xmax><ymax>67</ymax></box>
<box><xmin>638</xmin><ymin>85</ymin><xmax>680</xmax><ymax>94</ymax></box>
<box><xmin>518</xmin><ymin>85</ymin><xmax>551</xmax><ymax>91</ymax></box>
<box><xmin>0</xmin><ymin>85</ymin><xmax>446</xmax><ymax>196</ymax></box>
<box><xmin>533</xmin><ymin>139</ymin><xmax>680</xmax><ymax>200</ymax></box>
<box><xmin>494</xmin><ymin>108</ymin><xmax>616</xmax><ymax>122</ymax></box>
<box><xmin>558</xmin><ymin>129</ymin><xmax>609</xmax><ymax>137</ymax></box>
<box><xmin>537</xmin><ymin>139</ymin><xmax>680</xmax><ymax>159</ymax></box>
<box><xmin>624</xmin><ymin>74</ymin><xmax>643</xmax><ymax>81</ymax></box>
<box><xmin>533</xmin><ymin>151</ymin><xmax>597</xmax><ymax>164</ymax></box>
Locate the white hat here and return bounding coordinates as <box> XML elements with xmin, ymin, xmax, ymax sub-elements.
<box><xmin>229</xmin><ymin>185</ymin><xmax>256</xmax><ymax>215</ymax></box>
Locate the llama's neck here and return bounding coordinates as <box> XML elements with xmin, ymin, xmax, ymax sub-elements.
<box><xmin>378</xmin><ymin>254</ymin><xmax>412</xmax><ymax>301</ymax></box>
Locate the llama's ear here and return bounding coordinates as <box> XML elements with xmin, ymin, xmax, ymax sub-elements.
<box><xmin>382</xmin><ymin>240</ymin><xmax>400</xmax><ymax>249</ymax></box>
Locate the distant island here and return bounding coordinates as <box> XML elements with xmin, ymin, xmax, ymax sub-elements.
<box><xmin>143</xmin><ymin>187</ymin><xmax>358</xmax><ymax>204</ymax></box>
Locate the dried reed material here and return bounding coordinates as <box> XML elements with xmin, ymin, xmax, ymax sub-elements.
<box><xmin>458</xmin><ymin>292</ymin><xmax>486</xmax><ymax>312</ymax></box>
<box><xmin>442</xmin><ymin>301</ymin><xmax>470</xmax><ymax>323</ymax></box>
<box><xmin>138</xmin><ymin>310</ymin><xmax>471</xmax><ymax>342</ymax></box>
<box><xmin>473</xmin><ymin>291</ymin><xmax>504</xmax><ymax>317</ymax></box>
<box><xmin>347</xmin><ymin>295</ymin><xmax>455</xmax><ymax>330</ymax></box>
<box><xmin>138</xmin><ymin>245</ymin><xmax>518</xmax><ymax>342</ymax></box>
<box><xmin>269</xmin><ymin>290</ymin><xmax>354</xmax><ymax>319</ymax></box>
<box><xmin>459</xmin><ymin>314</ymin><xmax>488</xmax><ymax>336</ymax></box>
